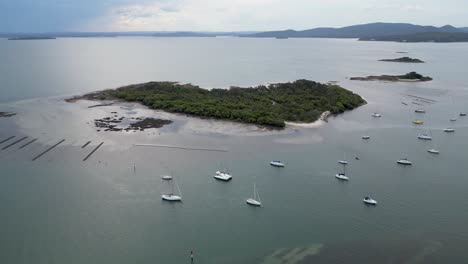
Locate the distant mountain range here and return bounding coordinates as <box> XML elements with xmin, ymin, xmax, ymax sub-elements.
<box><xmin>2</xmin><ymin>23</ymin><xmax>468</xmax><ymax>42</ymax></box>
<box><xmin>246</xmin><ymin>23</ymin><xmax>464</xmax><ymax>39</ymax></box>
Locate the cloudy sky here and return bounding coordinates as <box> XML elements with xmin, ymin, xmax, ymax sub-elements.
<box><xmin>1</xmin><ymin>0</ymin><xmax>467</xmax><ymax>32</ymax></box>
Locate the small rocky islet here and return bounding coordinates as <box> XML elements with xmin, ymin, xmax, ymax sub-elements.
<box><xmin>379</xmin><ymin>57</ymin><xmax>425</xmax><ymax>63</ymax></box>
<box><xmin>350</xmin><ymin>72</ymin><xmax>432</xmax><ymax>82</ymax></box>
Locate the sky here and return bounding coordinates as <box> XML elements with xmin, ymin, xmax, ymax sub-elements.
<box><xmin>1</xmin><ymin>0</ymin><xmax>467</xmax><ymax>32</ymax></box>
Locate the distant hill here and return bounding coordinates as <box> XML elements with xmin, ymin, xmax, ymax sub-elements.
<box><xmin>246</xmin><ymin>23</ymin><xmax>463</xmax><ymax>39</ymax></box>
<box><xmin>360</xmin><ymin>32</ymin><xmax>468</xmax><ymax>43</ymax></box>
<box><xmin>460</xmin><ymin>27</ymin><xmax>468</xmax><ymax>32</ymax></box>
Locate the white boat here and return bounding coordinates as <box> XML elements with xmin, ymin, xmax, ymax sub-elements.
<box><xmin>372</xmin><ymin>113</ymin><xmax>382</xmax><ymax>118</ymax></box>
<box><xmin>214</xmin><ymin>170</ymin><xmax>232</xmax><ymax>181</ymax></box>
<box><xmin>246</xmin><ymin>183</ymin><xmax>262</xmax><ymax>207</ymax></box>
<box><xmin>363</xmin><ymin>197</ymin><xmax>377</xmax><ymax>205</ymax></box>
<box><xmin>335</xmin><ymin>164</ymin><xmax>349</xmax><ymax>181</ymax></box>
<box><xmin>338</xmin><ymin>153</ymin><xmax>348</xmax><ymax>165</ymax></box>
<box><xmin>270</xmin><ymin>161</ymin><xmax>285</xmax><ymax>167</ymax></box>
<box><xmin>417</xmin><ymin>134</ymin><xmax>432</xmax><ymax>140</ymax></box>
<box><xmin>444</xmin><ymin>128</ymin><xmax>455</xmax><ymax>133</ymax></box>
<box><xmin>428</xmin><ymin>149</ymin><xmax>440</xmax><ymax>154</ymax></box>
<box><xmin>335</xmin><ymin>173</ymin><xmax>349</xmax><ymax>180</ymax></box>
<box><xmin>161</xmin><ymin>175</ymin><xmax>173</xmax><ymax>180</ymax></box>
<box><xmin>161</xmin><ymin>194</ymin><xmax>182</xmax><ymax>201</ymax></box>
<box><xmin>161</xmin><ymin>180</ymin><xmax>182</xmax><ymax>202</ymax></box>
<box><xmin>397</xmin><ymin>158</ymin><xmax>412</xmax><ymax>165</ymax></box>
<box><xmin>450</xmin><ymin>118</ymin><xmax>457</xmax><ymax>122</ymax></box>
<box><xmin>415</xmin><ymin>109</ymin><xmax>426</xmax><ymax>113</ymax></box>
<box><xmin>362</xmin><ymin>135</ymin><xmax>370</xmax><ymax>140</ymax></box>
<box><xmin>460</xmin><ymin>112</ymin><xmax>467</xmax><ymax>117</ymax></box>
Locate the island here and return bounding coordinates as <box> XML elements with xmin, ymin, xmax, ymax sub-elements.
<box><xmin>350</xmin><ymin>72</ymin><xmax>432</xmax><ymax>82</ymax></box>
<box><xmin>8</xmin><ymin>37</ymin><xmax>56</xmax><ymax>40</ymax></box>
<box><xmin>0</xmin><ymin>112</ymin><xmax>16</xmax><ymax>118</ymax></box>
<box><xmin>379</xmin><ymin>57</ymin><xmax>424</xmax><ymax>63</ymax></box>
<box><xmin>67</xmin><ymin>80</ymin><xmax>366</xmax><ymax>128</ymax></box>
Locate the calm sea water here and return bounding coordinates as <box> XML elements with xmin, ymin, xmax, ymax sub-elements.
<box><xmin>1</xmin><ymin>37</ymin><xmax>468</xmax><ymax>263</ymax></box>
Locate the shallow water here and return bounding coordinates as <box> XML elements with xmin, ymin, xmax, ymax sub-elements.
<box><xmin>1</xmin><ymin>37</ymin><xmax>468</xmax><ymax>263</ymax></box>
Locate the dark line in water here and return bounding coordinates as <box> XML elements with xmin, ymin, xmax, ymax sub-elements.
<box><xmin>82</xmin><ymin>141</ymin><xmax>91</xmax><ymax>148</ymax></box>
<box><xmin>32</xmin><ymin>139</ymin><xmax>65</xmax><ymax>161</ymax></box>
<box><xmin>135</xmin><ymin>144</ymin><xmax>228</xmax><ymax>152</ymax></box>
<box><xmin>2</xmin><ymin>137</ymin><xmax>28</xmax><ymax>150</ymax></box>
<box><xmin>83</xmin><ymin>142</ymin><xmax>104</xmax><ymax>161</ymax></box>
<box><xmin>0</xmin><ymin>136</ymin><xmax>15</xmax><ymax>145</ymax></box>
<box><xmin>19</xmin><ymin>138</ymin><xmax>38</xmax><ymax>149</ymax></box>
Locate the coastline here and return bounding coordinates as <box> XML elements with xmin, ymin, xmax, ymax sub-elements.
<box><xmin>285</xmin><ymin>111</ymin><xmax>330</xmax><ymax>128</ymax></box>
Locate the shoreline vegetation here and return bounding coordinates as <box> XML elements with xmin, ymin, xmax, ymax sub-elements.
<box><xmin>379</xmin><ymin>57</ymin><xmax>424</xmax><ymax>63</ymax></box>
<box><xmin>0</xmin><ymin>112</ymin><xmax>16</xmax><ymax>118</ymax></box>
<box><xmin>350</xmin><ymin>72</ymin><xmax>432</xmax><ymax>82</ymax></box>
<box><xmin>67</xmin><ymin>80</ymin><xmax>366</xmax><ymax>128</ymax></box>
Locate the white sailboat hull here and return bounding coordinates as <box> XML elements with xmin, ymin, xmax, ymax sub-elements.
<box><xmin>338</xmin><ymin>160</ymin><xmax>348</xmax><ymax>165</ymax></box>
<box><xmin>418</xmin><ymin>135</ymin><xmax>432</xmax><ymax>140</ymax></box>
<box><xmin>161</xmin><ymin>175</ymin><xmax>173</xmax><ymax>180</ymax></box>
<box><xmin>397</xmin><ymin>160</ymin><xmax>412</xmax><ymax>165</ymax></box>
<box><xmin>428</xmin><ymin>149</ymin><xmax>440</xmax><ymax>154</ymax></box>
<box><xmin>246</xmin><ymin>199</ymin><xmax>262</xmax><ymax>207</ymax></box>
<box><xmin>363</xmin><ymin>198</ymin><xmax>377</xmax><ymax>205</ymax></box>
<box><xmin>444</xmin><ymin>128</ymin><xmax>455</xmax><ymax>132</ymax></box>
<box><xmin>270</xmin><ymin>161</ymin><xmax>285</xmax><ymax>167</ymax></box>
<box><xmin>161</xmin><ymin>194</ymin><xmax>182</xmax><ymax>201</ymax></box>
<box><xmin>335</xmin><ymin>174</ymin><xmax>349</xmax><ymax>181</ymax></box>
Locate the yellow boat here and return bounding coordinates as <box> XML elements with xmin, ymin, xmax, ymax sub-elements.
<box><xmin>413</xmin><ymin>120</ymin><xmax>424</xmax><ymax>125</ymax></box>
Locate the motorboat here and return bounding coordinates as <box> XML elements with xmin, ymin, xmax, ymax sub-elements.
<box><xmin>214</xmin><ymin>171</ymin><xmax>232</xmax><ymax>181</ymax></box>
<box><xmin>460</xmin><ymin>112</ymin><xmax>467</xmax><ymax>117</ymax></box>
<box><xmin>363</xmin><ymin>197</ymin><xmax>377</xmax><ymax>205</ymax></box>
<box><xmin>444</xmin><ymin>128</ymin><xmax>455</xmax><ymax>133</ymax></box>
<box><xmin>362</xmin><ymin>135</ymin><xmax>370</xmax><ymax>140</ymax></box>
<box><xmin>270</xmin><ymin>161</ymin><xmax>285</xmax><ymax>167</ymax></box>
<box><xmin>413</xmin><ymin>120</ymin><xmax>424</xmax><ymax>125</ymax></box>
<box><xmin>417</xmin><ymin>134</ymin><xmax>432</xmax><ymax>140</ymax></box>
<box><xmin>450</xmin><ymin>118</ymin><xmax>457</xmax><ymax>122</ymax></box>
<box><xmin>397</xmin><ymin>158</ymin><xmax>412</xmax><ymax>165</ymax></box>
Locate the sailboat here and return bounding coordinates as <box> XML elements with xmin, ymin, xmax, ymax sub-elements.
<box><xmin>246</xmin><ymin>183</ymin><xmax>262</xmax><ymax>207</ymax></box>
<box><xmin>460</xmin><ymin>112</ymin><xmax>467</xmax><ymax>117</ymax></box>
<box><xmin>372</xmin><ymin>113</ymin><xmax>382</xmax><ymax>118</ymax></box>
<box><xmin>363</xmin><ymin>196</ymin><xmax>378</xmax><ymax>205</ymax></box>
<box><xmin>415</xmin><ymin>109</ymin><xmax>426</xmax><ymax>114</ymax></box>
<box><xmin>335</xmin><ymin>163</ymin><xmax>349</xmax><ymax>181</ymax></box>
<box><xmin>338</xmin><ymin>152</ymin><xmax>348</xmax><ymax>165</ymax></box>
<box><xmin>161</xmin><ymin>179</ymin><xmax>182</xmax><ymax>202</ymax></box>
<box><xmin>417</xmin><ymin>133</ymin><xmax>432</xmax><ymax>140</ymax></box>
<box><xmin>428</xmin><ymin>133</ymin><xmax>440</xmax><ymax>154</ymax></box>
